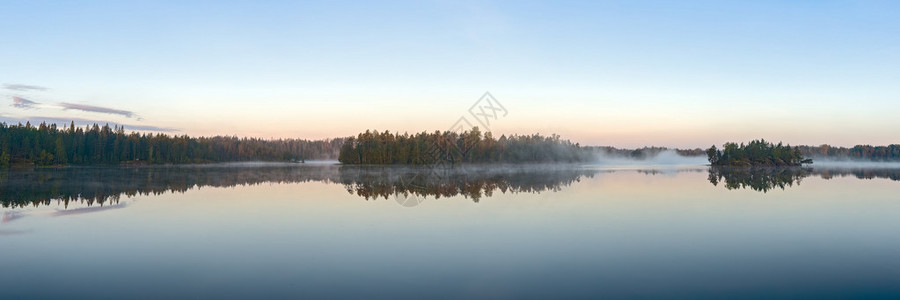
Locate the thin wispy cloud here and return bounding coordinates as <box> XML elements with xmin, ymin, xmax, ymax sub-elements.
<box><xmin>59</xmin><ymin>102</ymin><xmax>137</xmax><ymax>119</ymax></box>
<box><xmin>10</xmin><ymin>96</ymin><xmax>142</xmax><ymax>120</ymax></box>
<box><xmin>3</xmin><ymin>83</ymin><xmax>48</xmax><ymax>92</ymax></box>
<box><xmin>11</xmin><ymin>96</ymin><xmax>40</xmax><ymax>109</ymax></box>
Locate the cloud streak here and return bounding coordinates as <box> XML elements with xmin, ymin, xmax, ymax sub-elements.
<box><xmin>6</xmin><ymin>95</ymin><xmax>169</xmax><ymax>132</ymax></box>
<box><xmin>11</xmin><ymin>96</ymin><xmax>40</xmax><ymax>109</ymax></box>
<box><xmin>10</xmin><ymin>97</ymin><xmax>142</xmax><ymax>119</ymax></box>
<box><xmin>59</xmin><ymin>102</ymin><xmax>137</xmax><ymax>118</ymax></box>
<box><xmin>3</xmin><ymin>83</ymin><xmax>48</xmax><ymax>91</ymax></box>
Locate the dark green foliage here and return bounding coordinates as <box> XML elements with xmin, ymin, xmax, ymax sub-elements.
<box><xmin>707</xmin><ymin>166</ymin><xmax>810</xmax><ymax>192</ymax></box>
<box><xmin>0</xmin><ymin>122</ymin><xmax>344</xmax><ymax>167</ymax></box>
<box><xmin>341</xmin><ymin>166</ymin><xmax>595</xmax><ymax>202</ymax></box>
<box><xmin>338</xmin><ymin>128</ymin><xmax>590</xmax><ymax>165</ymax></box>
<box><xmin>706</xmin><ymin>139</ymin><xmax>811</xmax><ymax>166</ymax></box>
<box><xmin>797</xmin><ymin>144</ymin><xmax>900</xmax><ymax>161</ymax></box>
<box><xmin>0</xmin><ymin>164</ymin><xmax>595</xmax><ymax>208</ymax></box>
<box><xmin>706</xmin><ymin>166</ymin><xmax>900</xmax><ymax>192</ymax></box>
<box><xmin>5</xmin><ymin>163</ymin><xmax>900</xmax><ymax>208</ymax></box>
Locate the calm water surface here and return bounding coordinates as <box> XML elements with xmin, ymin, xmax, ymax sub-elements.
<box><xmin>1</xmin><ymin>163</ymin><xmax>899</xmax><ymax>299</ymax></box>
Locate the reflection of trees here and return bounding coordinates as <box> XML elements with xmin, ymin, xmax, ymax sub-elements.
<box><xmin>708</xmin><ymin>167</ymin><xmax>900</xmax><ymax>192</ymax></box>
<box><xmin>338</xmin><ymin>165</ymin><xmax>595</xmax><ymax>202</ymax></box>
<box><xmin>0</xmin><ymin>164</ymin><xmax>344</xmax><ymax>208</ymax></box>
<box><xmin>708</xmin><ymin>167</ymin><xmax>810</xmax><ymax>192</ymax></box>
<box><xmin>816</xmin><ymin>168</ymin><xmax>900</xmax><ymax>181</ymax></box>
<box><xmin>636</xmin><ymin>169</ymin><xmax>706</xmax><ymax>176</ymax></box>
<box><xmin>5</xmin><ymin>165</ymin><xmax>898</xmax><ymax>207</ymax></box>
<box><xmin>0</xmin><ymin>164</ymin><xmax>594</xmax><ymax>208</ymax></box>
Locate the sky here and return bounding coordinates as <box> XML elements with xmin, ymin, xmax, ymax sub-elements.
<box><xmin>1</xmin><ymin>0</ymin><xmax>898</xmax><ymax>148</ymax></box>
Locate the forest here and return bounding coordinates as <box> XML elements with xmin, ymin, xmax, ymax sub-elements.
<box><xmin>0</xmin><ymin>122</ymin><xmax>344</xmax><ymax>167</ymax></box>
<box><xmin>4</xmin><ymin>121</ymin><xmax>898</xmax><ymax>168</ymax></box>
<box><xmin>338</xmin><ymin>128</ymin><xmax>591</xmax><ymax>164</ymax></box>
<box><xmin>706</xmin><ymin>139</ymin><xmax>812</xmax><ymax>166</ymax></box>
<box><xmin>798</xmin><ymin>144</ymin><xmax>900</xmax><ymax>161</ymax></box>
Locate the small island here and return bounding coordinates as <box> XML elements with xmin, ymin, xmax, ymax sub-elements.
<box><xmin>338</xmin><ymin>128</ymin><xmax>589</xmax><ymax>165</ymax></box>
<box><xmin>706</xmin><ymin>139</ymin><xmax>813</xmax><ymax>167</ymax></box>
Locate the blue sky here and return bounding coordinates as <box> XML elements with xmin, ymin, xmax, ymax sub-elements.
<box><xmin>1</xmin><ymin>0</ymin><xmax>898</xmax><ymax>147</ymax></box>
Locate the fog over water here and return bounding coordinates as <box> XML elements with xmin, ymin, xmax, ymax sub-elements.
<box><xmin>806</xmin><ymin>158</ymin><xmax>900</xmax><ymax>168</ymax></box>
<box><xmin>592</xmin><ymin>149</ymin><xmax>709</xmax><ymax>166</ymax></box>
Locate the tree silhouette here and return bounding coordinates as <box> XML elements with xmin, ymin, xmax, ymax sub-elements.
<box><xmin>338</xmin><ymin>128</ymin><xmax>591</xmax><ymax>165</ymax></box>
<box><xmin>707</xmin><ymin>139</ymin><xmax>811</xmax><ymax>166</ymax></box>
<box><xmin>0</xmin><ymin>122</ymin><xmax>344</xmax><ymax>167</ymax></box>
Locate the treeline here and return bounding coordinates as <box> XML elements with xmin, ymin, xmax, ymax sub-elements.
<box><xmin>592</xmin><ymin>146</ymin><xmax>704</xmax><ymax>159</ymax></box>
<box><xmin>707</xmin><ymin>139</ymin><xmax>812</xmax><ymax>166</ymax></box>
<box><xmin>797</xmin><ymin>144</ymin><xmax>900</xmax><ymax>161</ymax></box>
<box><xmin>0</xmin><ymin>122</ymin><xmax>344</xmax><ymax>167</ymax></box>
<box><xmin>338</xmin><ymin>128</ymin><xmax>591</xmax><ymax>165</ymax></box>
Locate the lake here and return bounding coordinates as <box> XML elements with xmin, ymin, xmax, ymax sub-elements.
<box><xmin>2</xmin><ymin>163</ymin><xmax>899</xmax><ymax>299</ymax></box>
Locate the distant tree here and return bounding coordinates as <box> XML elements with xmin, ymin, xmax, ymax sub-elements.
<box><xmin>706</xmin><ymin>145</ymin><xmax>720</xmax><ymax>165</ymax></box>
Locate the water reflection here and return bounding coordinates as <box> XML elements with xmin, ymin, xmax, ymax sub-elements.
<box><xmin>340</xmin><ymin>165</ymin><xmax>595</xmax><ymax>202</ymax></box>
<box><xmin>707</xmin><ymin>166</ymin><xmax>900</xmax><ymax>192</ymax></box>
<box><xmin>3</xmin><ymin>164</ymin><xmax>900</xmax><ymax>208</ymax></box>
<box><xmin>0</xmin><ymin>164</ymin><xmax>595</xmax><ymax>208</ymax></box>
<box><xmin>4</xmin><ymin>164</ymin><xmax>900</xmax><ymax>299</ymax></box>
<box><xmin>0</xmin><ymin>164</ymin><xmax>345</xmax><ymax>208</ymax></box>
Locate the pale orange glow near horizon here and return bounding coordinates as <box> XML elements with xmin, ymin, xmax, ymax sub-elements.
<box><xmin>3</xmin><ymin>0</ymin><xmax>898</xmax><ymax>149</ymax></box>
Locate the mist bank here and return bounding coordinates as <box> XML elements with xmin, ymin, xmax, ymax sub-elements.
<box><xmin>798</xmin><ymin>144</ymin><xmax>900</xmax><ymax>161</ymax></box>
<box><xmin>337</xmin><ymin>129</ymin><xmax>710</xmax><ymax>165</ymax></box>
<box><xmin>803</xmin><ymin>159</ymin><xmax>900</xmax><ymax>168</ymax></box>
<box><xmin>588</xmin><ymin>147</ymin><xmax>707</xmax><ymax>166</ymax></box>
